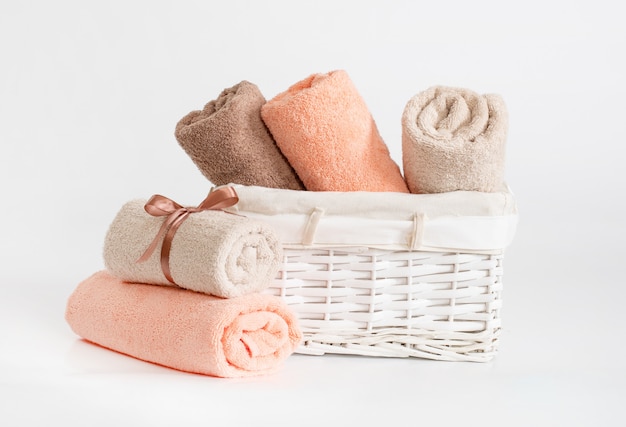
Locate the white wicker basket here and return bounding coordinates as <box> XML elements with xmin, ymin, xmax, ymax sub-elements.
<box><xmin>227</xmin><ymin>184</ymin><xmax>518</xmax><ymax>362</ymax></box>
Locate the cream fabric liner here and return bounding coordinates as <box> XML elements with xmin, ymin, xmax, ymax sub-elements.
<box><xmin>225</xmin><ymin>184</ymin><xmax>518</xmax><ymax>252</ymax></box>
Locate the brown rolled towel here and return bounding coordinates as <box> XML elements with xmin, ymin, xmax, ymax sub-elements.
<box><xmin>175</xmin><ymin>81</ymin><xmax>305</xmax><ymax>190</ymax></box>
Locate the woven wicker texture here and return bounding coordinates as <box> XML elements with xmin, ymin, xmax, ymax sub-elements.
<box><xmin>263</xmin><ymin>247</ymin><xmax>503</xmax><ymax>362</ymax></box>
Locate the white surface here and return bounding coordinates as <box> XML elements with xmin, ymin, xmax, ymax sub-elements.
<box><xmin>1</xmin><ymin>1</ymin><xmax>625</xmax><ymax>426</ymax></box>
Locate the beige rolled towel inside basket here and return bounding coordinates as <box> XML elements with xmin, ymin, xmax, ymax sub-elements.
<box><xmin>402</xmin><ymin>86</ymin><xmax>508</xmax><ymax>194</ymax></box>
<box><xmin>103</xmin><ymin>195</ymin><xmax>282</xmax><ymax>298</ymax></box>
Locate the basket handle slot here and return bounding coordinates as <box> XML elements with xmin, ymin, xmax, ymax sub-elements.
<box><xmin>410</xmin><ymin>212</ymin><xmax>426</xmax><ymax>250</ymax></box>
<box><xmin>302</xmin><ymin>207</ymin><xmax>325</xmax><ymax>246</ymax></box>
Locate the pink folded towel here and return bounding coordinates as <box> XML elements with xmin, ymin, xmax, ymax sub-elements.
<box><xmin>175</xmin><ymin>80</ymin><xmax>305</xmax><ymax>190</ymax></box>
<box><xmin>65</xmin><ymin>271</ymin><xmax>302</xmax><ymax>378</ymax></box>
<box><xmin>260</xmin><ymin>70</ymin><xmax>410</xmax><ymax>193</ymax></box>
<box><xmin>402</xmin><ymin>86</ymin><xmax>508</xmax><ymax>193</ymax></box>
<box><xmin>103</xmin><ymin>192</ymin><xmax>282</xmax><ymax>299</ymax></box>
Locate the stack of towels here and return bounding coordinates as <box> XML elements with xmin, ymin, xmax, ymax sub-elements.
<box><xmin>65</xmin><ymin>187</ymin><xmax>302</xmax><ymax>378</ymax></box>
<box><xmin>66</xmin><ymin>68</ymin><xmax>510</xmax><ymax>377</ymax></box>
<box><xmin>175</xmin><ymin>69</ymin><xmax>508</xmax><ymax>194</ymax></box>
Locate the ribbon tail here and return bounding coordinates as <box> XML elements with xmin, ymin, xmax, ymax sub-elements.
<box><xmin>135</xmin><ymin>211</ymin><xmax>185</xmax><ymax>263</ymax></box>
<box><xmin>159</xmin><ymin>211</ymin><xmax>189</xmax><ymax>284</ymax></box>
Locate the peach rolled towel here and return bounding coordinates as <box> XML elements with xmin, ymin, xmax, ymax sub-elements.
<box><xmin>402</xmin><ymin>86</ymin><xmax>508</xmax><ymax>194</ymax></box>
<box><xmin>65</xmin><ymin>271</ymin><xmax>302</xmax><ymax>378</ymax></box>
<box><xmin>175</xmin><ymin>80</ymin><xmax>304</xmax><ymax>190</ymax></box>
<box><xmin>260</xmin><ymin>70</ymin><xmax>409</xmax><ymax>193</ymax></box>
<box><xmin>103</xmin><ymin>196</ymin><xmax>282</xmax><ymax>298</ymax></box>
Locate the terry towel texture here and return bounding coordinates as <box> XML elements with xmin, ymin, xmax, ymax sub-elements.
<box><xmin>175</xmin><ymin>80</ymin><xmax>304</xmax><ymax>190</ymax></box>
<box><xmin>402</xmin><ymin>86</ymin><xmax>508</xmax><ymax>194</ymax></box>
<box><xmin>103</xmin><ymin>199</ymin><xmax>282</xmax><ymax>298</ymax></box>
<box><xmin>65</xmin><ymin>271</ymin><xmax>302</xmax><ymax>378</ymax></box>
<box><xmin>261</xmin><ymin>70</ymin><xmax>410</xmax><ymax>193</ymax></box>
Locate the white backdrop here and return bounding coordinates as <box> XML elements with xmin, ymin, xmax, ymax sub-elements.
<box><xmin>1</xmin><ymin>1</ymin><xmax>625</xmax><ymax>425</ymax></box>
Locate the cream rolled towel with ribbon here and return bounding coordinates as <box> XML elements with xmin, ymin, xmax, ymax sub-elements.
<box><xmin>103</xmin><ymin>188</ymin><xmax>283</xmax><ymax>298</ymax></box>
<box><xmin>402</xmin><ymin>86</ymin><xmax>508</xmax><ymax>193</ymax></box>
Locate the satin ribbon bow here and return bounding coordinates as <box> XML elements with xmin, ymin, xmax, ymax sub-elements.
<box><xmin>136</xmin><ymin>186</ymin><xmax>239</xmax><ymax>284</ymax></box>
